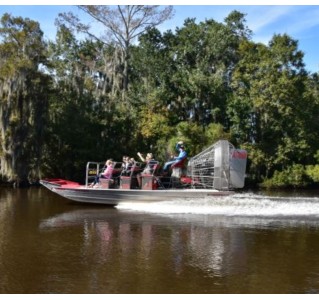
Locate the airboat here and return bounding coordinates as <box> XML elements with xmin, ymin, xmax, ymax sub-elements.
<box><xmin>40</xmin><ymin>140</ymin><xmax>247</xmax><ymax>206</ymax></box>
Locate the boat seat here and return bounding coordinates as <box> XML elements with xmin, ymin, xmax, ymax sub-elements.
<box><xmin>170</xmin><ymin>157</ymin><xmax>188</xmax><ymax>187</ymax></box>
<box><xmin>99</xmin><ymin>178</ymin><xmax>114</xmax><ymax>189</ymax></box>
<box><xmin>139</xmin><ymin>162</ymin><xmax>162</xmax><ymax>190</ymax></box>
<box><xmin>171</xmin><ymin>157</ymin><xmax>187</xmax><ymax>169</ymax></box>
<box><xmin>149</xmin><ymin>163</ymin><xmax>160</xmax><ymax>176</ymax></box>
<box><xmin>120</xmin><ymin>162</ymin><xmax>144</xmax><ymax>189</ymax></box>
<box><xmin>140</xmin><ymin>174</ymin><xmax>159</xmax><ymax>190</ymax></box>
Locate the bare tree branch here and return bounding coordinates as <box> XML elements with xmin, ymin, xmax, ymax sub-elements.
<box><xmin>57</xmin><ymin>5</ymin><xmax>174</xmax><ymax>91</ymax></box>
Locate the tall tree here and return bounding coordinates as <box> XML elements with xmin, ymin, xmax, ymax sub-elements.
<box><xmin>0</xmin><ymin>13</ymin><xmax>50</xmax><ymax>185</ymax></box>
<box><xmin>134</xmin><ymin>11</ymin><xmax>250</xmax><ymax>126</ymax></box>
<box><xmin>57</xmin><ymin>5</ymin><xmax>174</xmax><ymax>96</ymax></box>
<box><xmin>229</xmin><ymin>34</ymin><xmax>310</xmax><ymax>180</ymax></box>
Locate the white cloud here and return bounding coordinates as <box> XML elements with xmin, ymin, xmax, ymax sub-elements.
<box><xmin>286</xmin><ymin>8</ymin><xmax>319</xmax><ymax>35</ymax></box>
<box><xmin>244</xmin><ymin>6</ymin><xmax>294</xmax><ymax>33</ymax></box>
<box><xmin>235</xmin><ymin>6</ymin><xmax>319</xmax><ymax>45</ymax></box>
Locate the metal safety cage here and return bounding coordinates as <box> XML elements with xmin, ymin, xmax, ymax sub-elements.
<box><xmin>187</xmin><ymin>140</ymin><xmax>244</xmax><ymax>190</ymax></box>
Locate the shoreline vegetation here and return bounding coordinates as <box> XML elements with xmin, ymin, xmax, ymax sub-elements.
<box><xmin>1</xmin><ymin>6</ymin><xmax>319</xmax><ymax>189</ymax></box>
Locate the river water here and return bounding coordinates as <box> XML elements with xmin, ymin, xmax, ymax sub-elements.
<box><xmin>1</xmin><ymin>187</ymin><xmax>319</xmax><ymax>294</ymax></box>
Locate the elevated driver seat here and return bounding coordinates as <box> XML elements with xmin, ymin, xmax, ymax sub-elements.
<box><xmin>170</xmin><ymin>157</ymin><xmax>188</xmax><ymax>187</ymax></box>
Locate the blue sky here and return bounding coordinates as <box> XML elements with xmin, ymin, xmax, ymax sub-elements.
<box><xmin>1</xmin><ymin>4</ymin><xmax>319</xmax><ymax>73</ymax></box>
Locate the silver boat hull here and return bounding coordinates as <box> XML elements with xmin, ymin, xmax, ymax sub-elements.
<box><xmin>41</xmin><ymin>180</ymin><xmax>233</xmax><ymax>206</ymax></box>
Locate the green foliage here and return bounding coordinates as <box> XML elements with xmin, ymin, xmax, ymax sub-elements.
<box><xmin>229</xmin><ymin>33</ymin><xmax>319</xmax><ymax>182</ymax></box>
<box><xmin>205</xmin><ymin>123</ymin><xmax>231</xmax><ymax>146</ymax></box>
<box><xmin>138</xmin><ymin>108</ymin><xmax>172</xmax><ymax>140</ymax></box>
<box><xmin>0</xmin><ymin>13</ymin><xmax>50</xmax><ymax>184</ymax></box>
<box><xmin>152</xmin><ymin>121</ymin><xmax>231</xmax><ymax>162</ymax></box>
<box><xmin>2</xmin><ymin>8</ymin><xmax>319</xmax><ymax>188</ymax></box>
<box><xmin>261</xmin><ymin>164</ymin><xmax>311</xmax><ymax>188</ymax></box>
<box><xmin>305</xmin><ymin>165</ymin><xmax>319</xmax><ymax>183</ymax></box>
<box><xmin>173</xmin><ymin>121</ymin><xmax>205</xmax><ymax>156</ymax></box>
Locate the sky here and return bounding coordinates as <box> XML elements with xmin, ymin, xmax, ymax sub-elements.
<box><xmin>1</xmin><ymin>2</ymin><xmax>319</xmax><ymax>73</ymax></box>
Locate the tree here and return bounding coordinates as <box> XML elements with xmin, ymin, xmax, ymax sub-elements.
<box><xmin>141</xmin><ymin>12</ymin><xmax>250</xmax><ymax>126</ymax></box>
<box><xmin>0</xmin><ymin>13</ymin><xmax>50</xmax><ymax>185</ymax></box>
<box><xmin>57</xmin><ymin>5</ymin><xmax>174</xmax><ymax>95</ymax></box>
<box><xmin>229</xmin><ymin>34</ymin><xmax>311</xmax><ymax>181</ymax></box>
<box><xmin>128</xmin><ymin>12</ymin><xmax>249</xmax><ymax>153</ymax></box>
<box><xmin>44</xmin><ymin>25</ymin><xmax>145</xmax><ymax>180</ymax></box>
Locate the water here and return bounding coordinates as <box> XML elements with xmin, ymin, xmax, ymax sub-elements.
<box><xmin>1</xmin><ymin>187</ymin><xmax>319</xmax><ymax>293</ymax></box>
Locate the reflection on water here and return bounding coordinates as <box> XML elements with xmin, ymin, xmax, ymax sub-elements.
<box><xmin>1</xmin><ymin>188</ymin><xmax>319</xmax><ymax>293</ymax></box>
<box><xmin>40</xmin><ymin>208</ymin><xmax>248</xmax><ymax>283</ymax></box>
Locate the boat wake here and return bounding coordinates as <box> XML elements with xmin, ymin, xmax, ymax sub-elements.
<box><xmin>116</xmin><ymin>193</ymin><xmax>319</xmax><ymax>228</ymax></box>
<box><xmin>117</xmin><ymin>193</ymin><xmax>319</xmax><ymax>216</ymax></box>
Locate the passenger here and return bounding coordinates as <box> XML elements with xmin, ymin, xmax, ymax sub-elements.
<box><xmin>89</xmin><ymin>159</ymin><xmax>114</xmax><ymax>187</ymax></box>
<box><xmin>162</xmin><ymin>141</ymin><xmax>187</xmax><ymax>173</ymax></box>
<box><xmin>121</xmin><ymin>155</ymin><xmax>128</xmax><ymax>169</ymax></box>
<box><xmin>121</xmin><ymin>156</ymin><xmax>133</xmax><ymax>176</ymax></box>
<box><xmin>136</xmin><ymin>152</ymin><xmax>157</xmax><ymax>187</ymax></box>
<box><xmin>129</xmin><ymin>157</ymin><xmax>136</xmax><ymax>165</ymax></box>
<box><xmin>137</xmin><ymin>152</ymin><xmax>157</xmax><ymax>174</ymax></box>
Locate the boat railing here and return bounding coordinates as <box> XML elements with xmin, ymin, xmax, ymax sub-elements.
<box><xmin>85</xmin><ymin>161</ymin><xmax>103</xmax><ymax>187</ymax></box>
<box><xmin>85</xmin><ymin>161</ymin><xmax>122</xmax><ymax>187</ymax></box>
<box><xmin>86</xmin><ymin>161</ymin><xmax>146</xmax><ymax>188</ymax></box>
<box><xmin>120</xmin><ymin>161</ymin><xmax>161</xmax><ymax>189</ymax></box>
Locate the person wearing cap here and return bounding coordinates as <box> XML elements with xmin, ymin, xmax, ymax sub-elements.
<box><xmin>162</xmin><ymin>141</ymin><xmax>187</xmax><ymax>172</ymax></box>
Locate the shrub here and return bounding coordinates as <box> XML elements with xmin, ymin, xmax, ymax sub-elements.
<box><xmin>305</xmin><ymin>165</ymin><xmax>319</xmax><ymax>183</ymax></box>
<box><xmin>261</xmin><ymin>164</ymin><xmax>311</xmax><ymax>188</ymax></box>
